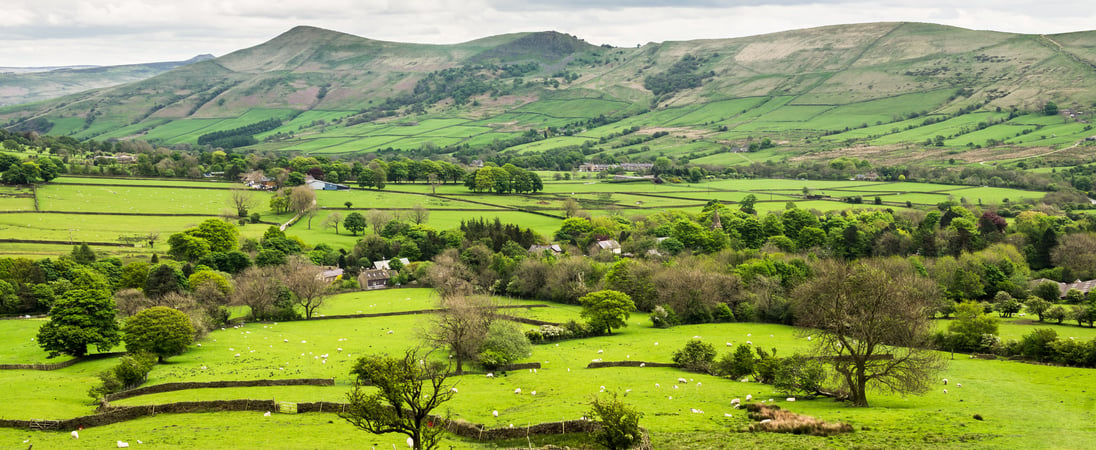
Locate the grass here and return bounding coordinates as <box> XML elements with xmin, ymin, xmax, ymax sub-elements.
<box><xmin>3</xmin><ymin>287</ymin><xmax>1096</xmax><ymax>448</ymax></box>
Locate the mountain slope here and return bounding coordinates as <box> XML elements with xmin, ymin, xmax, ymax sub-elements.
<box><xmin>3</xmin><ymin>23</ymin><xmax>1095</xmax><ymax>166</ymax></box>
<box><xmin>0</xmin><ymin>55</ymin><xmax>213</xmax><ymax>107</ymax></box>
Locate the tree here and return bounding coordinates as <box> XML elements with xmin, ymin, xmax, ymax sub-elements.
<box><xmin>1044</xmin><ymin>101</ymin><xmax>1059</xmax><ymax>116</ymax></box>
<box><xmin>993</xmin><ymin>291</ymin><xmax>1021</xmax><ymax>318</ymax></box>
<box><xmin>288</xmin><ymin>185</ymin><xmax>317</xmax><ymax>217</ymax></box>
<box><xmin>344</xmin><ymin>212</ymin><xmax>367</xmax><ymax>236</ymax></box>
<box><xmin>1025</xmin><ymin>296</ymin><xmax>1052</xmax><ymax>322</ymax></box>
<box><xmin>411</xmin><ymin>204</ymin><xmax>430</xmax><ymax>225</ymax></box>
<box><xmin>122</xmin><ymin>306</ymin><xmax>195</xmax><ymax>362</ymax></box>
<box><xmin>739</xmin><ymin>194</ymin><xmax>757</xmax><ymax>215</ymax></box>
<box><xmin>340</xmin><ymin>349</ymin><xmax>455</xmax><ymax>450</ymax></box>
<box><xmin>1033</xmin><ymin>280</ymin><xmax>1062</xmax><ymax>302</ymax></box>
<box><xmin>37</xmin><ymin>289</ymin><xmax>121</xmax><ymax>357</ymax></box>
<box><xmin>323</xmin><ymin>212</ymin><xmax>343</xmax><ymax>235</ymax></box>
<box><xmin>144</xmin><ymin>264</ymin><xmax>186</xmax><ymax>299</ymax></box>
<box><xmin>283</xmin><ymin>257</ymin><xmax>329</xmax><ymax>319</ymax></box>
<box><xmin>717</xmin><ymin>343</ymin><xmax>756</xmax><ymax>379</ymax></box>
<box><xmin>423</xmin><ymin>295</ymin><xmax>495</xmax><ymax>373</ymax></box>
<box><xmin>344</xmin><ymin>201</ymin><xmax>353</xmax><ymax>209</ymax></box>
<box><xmin>672</xmin><ymin>339</ymin><xmax>717</xmax><ymax>374</ymax></box>
<box><xmin>71</xmin><ymin>243</ymin><xmax>96</xmax><ymax>264</ymax></box>
<box><xmin>233</xmin><ymin>266</ymin><xmax>282</xmax><ymax>320</ymax></box>
<box><xmin>367</xmin><ymin>209</ymin><xmax>391</xmax><ymax>234</ymax></box>
<box><xmin>563</xmin><ymin>197</ymin><xmax>581</xmax><ymax>218</ymax></box>
<box><xmin>947</xmin><ymin>301</ymin><xmax>999</xmax><ymax>352</ymax></box>
<box><xmin>579</xmin><ymin>290</ymin><xmax>635</xmax><ymax>335</ymax></box>
<box><xmin>791</xmin><ymin>258</ymin><xmax>945</xmax><ymax>407</ymax></box>
<box><xmin>229</xmin><ymin>187</ymin><xmax>259</xmax><ymax>217</ymax></box>
<box><xmin>588</xmin><ymin>391</ymin><xmax>643</xmax><ymax>450</ymax></box>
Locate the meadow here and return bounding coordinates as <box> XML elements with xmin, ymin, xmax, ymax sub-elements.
<box><xmin>0</xmin><ymin>175</ymin><xmax>1048</xmax><ymax>258</ymax></box>
<box><xmin>2</xmin><ymin>287</ymin><xmax>1095</xmax><ymax>448</ymax></box>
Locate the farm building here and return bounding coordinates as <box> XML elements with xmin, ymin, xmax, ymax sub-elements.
<box><xmin>529</xmin><ymin>244</ymin><xmax>563</xmax><ymax>255</ymax></box>
<box><xmin>316</xmin><ymin>267</ymin><xmax>343</xmax><ymax>283</ymax></box>
<box><xmin>591</xmin><ymin>239</ymin><xmax>621</xmax><ymax>255</ymax></box>
<box><xmin>305</xmin><ymin>177</ymin><xmax>350</xmax><ymax>191</ymax></box>
<box><xmin>1032</xmin><ymin>278</ymin><xmax>1096</xmax><ymax>298</ymax></box>
<box><xmin>358</xmin><ymin>269</ymin><xmax>396</xmax><ymax>290</ymax></box>
<box><xmin>373</xmin><ymin>258</ymin><xmax>411</xmax><ymax>270</ymax></box>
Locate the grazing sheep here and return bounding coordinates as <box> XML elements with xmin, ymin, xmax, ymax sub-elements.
<box><xmin>731</xmin><ymin>398</ymin><xmax>741</xmax><ymax>405</ymax></box>
<box><xmin>690</xmin><ymin>408</ymin><xmax>703</xmax><ymax>413</ymax></box>
<box><xmin>387</xmin><ymin>330</ymin><xmax>394</xmax><ymax>335</ymax></box>
<box><xmin>600</xmin><ymin>386</ymin><xmax>606</xmax><ymax>392</ymax></box>
<box><xmin>678</xmin><ymin>378</ymin><xmax>688</xmax><ymax>383</ymax></box>
<box><xmin>493</xmin><ymin>410</ymin><xmax>499</xmax><ymax>417</ymax></box>
<box><xmin>486</xmin><ymin>373</ymin><xmax>494</xmax><ymax>378</ymax></box>
<box><xmin>726</xmin><ymin>342</ymin><xmax>733</xmax><ymax>346</ymax></box>
<box><xmin>668</xmin><ymin>396</ymin><xmax>673</xmax><ymax>400</ymax></box>
<box><xmin>673</xmin><ymin>385</ymin><xmax>679</xmax><ymax>389</ymax></box>
<box><xmin>71</xmin><ymin>430</ymin><xmax>79</xmax><ymax>439</ymax></box>
<box><xmin>807</xmin><ymin>336</ymin><xmax>812</xmax><ymax>341</ymax></box>
<box><xmin>531</xmin><ymin>391</ymin><xmax>537</xmax><ymax>396</ymax></box>
<box><xmin>655</xmin><ymin>383</ymin><xmax>660</xmax><ymax>388</ymax></box>
<box><xmin>725</xmin><ymin>413</ymin><xmax>733</xmax><ymax>417</ymax></box>
<box><xmin>786</xmin><ymin>397</ymin><xmax>796</xmax><ymax>402</ymax></box>
<box><xmin>407</xmin><ymin>437</ymin><xmax>414</xmax><ymax>448</ymax></box>
<box><xmin>957</xmin><ymin>383</ymin><xmax>963</xmax><ymax>388</ymax></box>
<box><xmin>746</xmin><ymin>341</ymin><xmax>752</xmax><ymax>345</ymax></box>
<box><xmin>943</xmin><ymin>389</ymin><xmax>948</xmax><ymax>394</ymax></box>
<box><xmin>264</xmin><ymin>411</ymin><xmax>271</xmax><ymax>417</ymax></box>
<box><xmin>943</xmin><ymin>378</ymin><xmax>948</xmax><ymax>385</ymax></box>
<box><xmin>514</xmin><ymin>388</ymin><xmax>521</xmax><ymax>394</ymax></box>
<box><xmin>597</xmin><ymin>349</ymin><xmax>603</xmax><ymax>354</ymax></box>
<box><xmin>118</xmin><ymin>441</ymin><xmax>130</xmax><ymax>448</ymax></box>
<box><xmin>639</xmin><ymin>363</ymin><xmax>646</xmax><ymax>367</ymax></box>
<box><xmin>451</xmin><ymin>388</ymin><xmax>458</xmax><ymax>393</ymax></box>
<box><xmin>746</xmin><ymin>394</ymin><xmax>753</xmax><ymax>401</ymax></box>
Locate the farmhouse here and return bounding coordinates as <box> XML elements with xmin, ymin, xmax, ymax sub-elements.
<box><xmin>373</xmin><ymin>258</ymin><xmax>411</xmax><ymax>270</ymax></box>
<box><xmin>316</xmin><ymin>267</ymin><xmax>343</xmax><ymax>283</ymax></box>
<box><xmin>529</xmin><ymin>244</ymin><xmax>563</xmax><ymax>255</ymax></box>
<box><xmin>305</xmin><ymin>176</ymin><xmax>350</xmax><ymax>191</ymax></box>
<box><xmin>591</xmin><ymin>239</ymin><xmax>621</xmax><ymax>255</ymax></box>
<box><xmin>358</xmin><ymin>269</ymin><xmax>396</xmax><ymax>290</ymax></box>
<box><xmin>577</xmin><ymin>163</ymin><xmax>655</xmax><ymax>172</ymax></box>
<box><xmin>1032</xmin><ymin>278</ymin><xmax>1096</xmax><ymax>298</ymax></box>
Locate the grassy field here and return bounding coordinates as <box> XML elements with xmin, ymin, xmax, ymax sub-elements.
<box><xmin>2</xmin><ymin>287</ymin><xmax>1096</xmax><ymax>448</ymax></box>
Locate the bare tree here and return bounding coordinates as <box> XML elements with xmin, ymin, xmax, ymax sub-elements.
<box><xmin>229</xmin><ymin>187</ymin><xmax>259</xmax><ymax>218</ymax></box>
<box><xmin>423</xmin><ymin>294</ymin><xmax>496</xmax><ymax>374</ymax></box>
<box><xmin>233</xmin><ymin>266</ymin><xmax>282</xmax><ymax>320</ymax></box>
<box><xmin>791</xmin><ymin>258</ymin><xmax>946</xmax><ymax>407</ymax></box>
<box><xmin>283</xmin><ymin>256</ymin><xmax>330</xmax><ymax>319</ymax></box>
<box><xmin>563</xmin><ymin>197</ymin><xmax>581</xmax><ymax>218</ymax></box>
<box><xmin>410</xmin><ymin>204</ymin><xmax>430</xmax><ymax>225</ymax></box>
<box><xmin>289</xmin><ymin>185</ymin><xmax>317</xmax><ymax>216</ymax></box>
<box><xmin>323</xmin><ymin>212</ymin><xmax>343</xmax><ymax>235</ymax></box>
<box><xmin>367</xmin><ymin>209</ymin><xmax>392</xmax><ymax>234</ymax></box>
<box><xmin>114</xmin><ymin>288</ymin><xmax>153</xmax><ymax>317</ymax></box>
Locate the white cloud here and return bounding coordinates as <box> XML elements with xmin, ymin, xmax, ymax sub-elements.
<box><xmin>0</xmin><ymin>0</ymin><xmax>1093</xmax><ymax>66</ymax></box>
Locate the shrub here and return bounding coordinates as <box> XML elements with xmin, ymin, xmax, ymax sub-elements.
<box><xmin>672</xmin><ymin>339</ymin><xmax>717</xmax><ymax>374</ymax></box>
<box><xmin>714</xmin><ymin>303</ymin><xmax>735</xmax><ymax>322</ymax></box>
<box><xmin>479</xmin><ymin>321</ymin><xmax>531</xmax><ymax>368</ymax></box>
<box><xmin>1021</xmin><ymin>328</ymin><xmax>1059</xmax><ymax>361</ymax></box>
<box><xmin>1046</xmin><ymin>305</ymin><xmax>1068</xmax><ymax>324</ymax></box>
<box><xmin>753</xmin><ymin>347</ymin><xmax>781</xmax><ymax>384</ymax></box>
<box><xmin>649</xmin><ymin>304</ymin><xmax>679</xmax><ymax>328</ymax></box>
<box><xmin>588</xmin><ymin>391</ymin><xmax>643</xmax><ymax>450</ymax></box>
<box><xmin>250</xmin><ymin>212</ymin><xmax>261</xmax><ymax>224</ymax></box>
<box><xmin>715</xmin><ymin>343</ymin><xmax>755</xmax><ymax>379</ymax></box>
<box><xmin>773</xmin><ymin>355</ymin><xmax>825</xmax><ymax>398</ymax></box>
<box><xmin>88</xmin><ymin>352</ymin><xmax>156</xmax><ymax>401</ymax></box>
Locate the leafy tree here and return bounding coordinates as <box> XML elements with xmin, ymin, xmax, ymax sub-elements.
<box><xmin>791</xmin><ymin>258</ymin><xmax>945</xmax><ymax>407</ymax></box>
<box><xmin>122</xmin><ymin>306</ymin><xmax>195</xmax><ymax>362</ymax></box>
<box><xmin>717</xmin><ymin>343</ymin><xmax>756</xmax><ymax>379</ymax></box>
<box><xmin>37</xmin><ymin>289</ymin><xmax>121</xmax><ymax>357</ymax></box>
<box><xmin>144</xmin><ymin>264</ymin><xmax>186</xmax><ymax>299</ymax></box>
<box><xmin>588</xmin><ymin>391</ymin><xmax>644</xmax><ymax>450</ymax></box>
<box><xmin>344</xmin><ymin>212</ymin><xmax>367</xmax><ymax>236</ymax></box>
<box><xmin>323</xmin><ymin>212</ymin><xmax>343</xmax><ymax>234</ymax></box>
<box><xmin>340</xmin><ymin>349</ymin><xmax>455</xmax><ymax>450</ymax></box>
<box><xmin>993</xmin><ymin>291</ymin><xmax>1021</xmax><ymax>318</ymax></box>
<box><xmin>423</xmin><ymin>294</ymin><xmax>494</xmax><ymax>373</ymax></box>
<box><xmin>579</xmin><ymin>290</ymin><xmax>635</xmax><ymax>335</ymax></box>
<box><xmin>283</xmin><ymin>257</ymin><xmax>329</xmax><ymax>319</ymax></box>
<box><xmin>167</xmin><ymin>233</ymin><xmax>211</xmax><ymax>261</ymax></box>
<box><xmin>1046</xmin><ymin>305</ymin><xmax>1068</xmax><ymax>324</ymax></box>
<box><xmin>739</xmin><ymin>194</ymin><xmax>757</xmax><ymax>215</ymax></box>
<box><xmin>1025</xmin><ymin>296</ymin><xmax>1052</xmax><ymax>322</ymax></box>
<box><xmin>947</xmin><ymin>301</ymin><xmax>999</xmax><ymax>352</ymax></box>
<box><xmin>1044</xmin><ymin>101</ymin><xmax>1059</xmax><ymax>116</ymax></box>
<box><xmin>478</xmin><ymin>320</ymin><xmax>531</xmax><ymax>370</ymax></box>
<box><xmin>672</xmin><ymin>339</ymin><xmax>717</xmax><ymax>374</ymax></box>
<box><xmin>71</xmin><ymin>243</ymin><xmax>96</xmax><ymax>264</ymax></box>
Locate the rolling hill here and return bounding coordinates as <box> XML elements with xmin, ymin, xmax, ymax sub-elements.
<box><xmin>0</xmin><ymin>54</ymin><xmax>214</xmax><ymax>107</ymax></box>
<box><xmin>3</xmin><ymin>22</ymin><xmax>1096</xmax><ymax>167</ymax></box>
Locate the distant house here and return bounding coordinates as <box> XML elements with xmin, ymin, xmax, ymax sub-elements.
<box><xmin>373</xmin><ymin>258</ymin><xmax>411</xmax><ymax>271</ymax></box>
<box><xmin>359</xmin><ymin>269</ymin><xmax>396</xmax><ymax>290</ymax></box>
<box><xmin>578</xmin><ymin>163</ymin><xmax>654</xmax><ymax>173</ymax></box>
<box><xmin>529</xmin><ymin>244</ymin><xmax>563</xmax><ymax>255</ymax></box>
<box><xmin>854</xmin><ymin>172</ymin><xmax>880</xmax><ymax>181</ymax></box>
<box><xmin>1032</xmin><ymin>278</ymin><xmax>1096</xmax><ymax>298</ymax></box>
<box><xmin>305</xmin><ymin>176</ymin><xmax>350</xmax><ymax>191</ymax></box>
<box><xmin>591</xmin><ymin>239</ymin><xmax>621</xmax><ymax>255</ymax></box>
<box><xmin>317</xmin><ymin>268</ymin><xmax>343</xmax><ymax>283</ymax></box>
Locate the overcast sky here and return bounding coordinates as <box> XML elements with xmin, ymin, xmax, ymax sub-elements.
<box><xmin>2</xmin><ymin>0</ymin><xmax>1094</xmax><ymax>67</ymax></box>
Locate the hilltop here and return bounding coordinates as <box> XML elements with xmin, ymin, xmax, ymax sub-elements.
<box><xmin>3</xmin><ymin>22</ymin><xmax>1096</xmax><ymax>167</ymax></box>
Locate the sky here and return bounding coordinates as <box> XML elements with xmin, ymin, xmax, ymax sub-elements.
<box><xmin>2</xmin><ymin>0</ymin><xmax>1095</xmax><ymax>67</ymax></box>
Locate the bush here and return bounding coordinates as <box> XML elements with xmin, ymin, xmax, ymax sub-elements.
<box><xmin>715</xmin><ymin>343</ymin><xmax>755</xmax><ymax>379</ymax></box>
<box><xmin>250</xmin><ymin>212</ymin><xmax>261</xmax><ymax>224</ymax></box>
<box><xmin>714</xmin><ymin>303</ymin><xmax>735</xmax><ymax>322</ymax></box>
<box><xmin>753</xmin><ymin>347</ymin><xmax>781</xmax><ymax>384</ymax></box>
<box><xmin>588</xmin><ymin>391</ymin><xmax>643</xmax><ymax>450</ymax></box>
<box><xmin>88</xmin><ymin>352</ymin><xmax>156</xmax><ymax>401</ymax></box>
<box><xmin>1021</xmin><ymin>328</ymin><xmax>1059</xmax><ymax>361</ymax></box>
<box><xmin>479</xmin><ymin>321</ymin><xmax>531</xmax><ymax>368</ymax></box>
<box><xmin>773</xmin><ymin>355</ymin><xmax>825</xmax><ymax>398</ymax></box>
<box><xmin>649</xmin><ymin>304</ymin><xmax>679</xmax><ymax>328</ymax></box>
<box><xmin>672</xmin><ymin>339</ymin><xmax>717</xmax><ymax>374</ymax></box>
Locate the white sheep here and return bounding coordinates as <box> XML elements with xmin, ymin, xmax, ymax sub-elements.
<box><xmin>493</xmin><ymin>410</ymin><xmax>498</xmax><ymax>417</ymax></box>
<box><xmin>597</xmin><ymin>349</ymin><xmax>603</xmax><ymax>354</ymax></box>
<box><xmin>673</xmin><ymin>385</ymin><xmax>679</xmax><ymax>389</ymax></box>
<box><xmin>943</xmin><ymin>378</ymin><xmax>948</xmax><ymax>385</ymax></box>
<box><xmin>407</xmin><ymin>437</ymin><xmax>414</xmax><ymax>448</ymax></box>
<box><xmin>786</xmin><ymin>397</ymin><xmax>796</xmax><ymax>402</ymax></box>
<box><xmin>451</xmin><ymin>388</ymin><xmax>458</xmax><ymax>393</ymax></box>
<box><xmin>264</xmin><ymin>411</ymin><xmax>271</xmax><ymax>417</ymax></box>
<box><xmin>117</xmin><ymin>441</ymin><xmax>130</xmax><ymax>448</ymax></box>
<box><xmin>725</xmin><ymin>413</ymin><xmax>733</xmax><ymax>417</ymax></box>
<box><xmin>731</xmin><ymin>398</ymin><xmax>741</xmax><ymax>405</ymax></box>
<box><xmin>599</xmin><ymin>385</ymin><xmax>606</xmax><ymax>392</ymax></box>
<box><xmin>71</xmin><ymin>430</ymin><xmax>79</xmax><ymax>439</ymax></box>
<box><xmin>943</xmin><ymin>389</ymin><xmax>948</xmax><ymax>394</ymax></box>
<box><xmin>690</xmin><ymin>408</ymin><xmax>703</xmax><ymax>413</ymax></box>
<box><xmin>639</xmin><ymin>363</ymin><xmax>646</xmax><ymax>367</ymax></box>
<box><xmin>514</xmin><ymin>388</ymin><xmax>521</xmax><ymax>394</ymax></box>
<box><xmin>726</xmin><ymin>342</ymin><xmax>733</xmax><ymax>346</ymax></box>
<box><xmin>678</xmin><ymin>378</ymin><xmax>688</xmax><ymax>383</ymax></box>
<box><xmin>486</xmin><ymin>372</ymin><xmax>494</xmax><ymax>378</ymax></box>
<box><xmin>531</xmin><ymin>391</ymin><xmax>537</xmax><ymax>396</ymax></box>
<box><xmin>387</xmin><ymin>330</ymin><xmax>394</xmax><ymax>334</ymax></box>
<box><xmin>746</xmin><ymin>394</ymin><xmax>753</xmax><ymax>401</ymax></box>
<box><xmin>957</xmin><ymin>383</ymin><xmax>963</xmax><ymax>388</ymax></box>
<box><xmin>655</xmin><ymin>383</ymin><xmax>660</xmax><ymax>388</ymax></box>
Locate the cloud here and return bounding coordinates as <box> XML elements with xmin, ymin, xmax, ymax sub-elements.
<box><xmin>0</xmin><ymin>0</ymin><xmax>1093</xmax><ymax>66</ymax></box>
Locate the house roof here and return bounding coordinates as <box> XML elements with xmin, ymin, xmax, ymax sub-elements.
<box><xmin>595</xmin><ymin>239</ymin><xmax>620</xmax><ymax>249</ymax></box>
<box><xmin>373</xmin><ymin>258</ymin><xmax>411</xmax><ymax>270</ymax></box>
<box><xmin>529</xmin><ymin>244</ymin><xmax>562</xmax><ymax>254</ymax></box>
<box><xmin>360</xmin><ymin>269</ymin><xmax>395</xmax><ymax>281</ymax></box>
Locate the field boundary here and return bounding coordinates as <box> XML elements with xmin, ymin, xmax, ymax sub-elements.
<box><xmin>105</xmin><ymin>378</ymin><xmax>335</xmax><ymax>401</ymax></box>
<box><xmin>0</xmin><ymin>352</ymin><xmax>126</xmax><ymax>371</ymax></box>
<box><xmin>308</xmin><ymin>304</ymin><xmax>550</xmax><ymax>322</ymax></box>
<box><xmin>0</xmin><ymin>399</ymin><xmax>651</xmax><ymax>448</ymax></box>
<box><xmin>586</xmin><ymin>361</ymin><xmax>679</xmax><ymax>369</ymax></box>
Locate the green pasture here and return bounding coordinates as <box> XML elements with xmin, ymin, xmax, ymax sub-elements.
<box><xmin>664</xmin><ymin>98</ymin><xmax>769</xmax><ymax>127</ymax></box>
<box><xmin>872</xmin><ymin>112</ymin><xmax>1011</xmax><ymax>146</ymax></box>
<box><xmin>515</xmin><ymin>98</ymin><xmax>630</xmax><ymax>118</ymax></box>
<box><xmin>3</xmin><ymin>285</ymin><xmax>1096</xmax><ymax>448</ymax></box>
<box><xmin>36</xmin><ymin>184</ymin><xmax>238</xmax><ymax>215</ymax></box>
<box><xmin>52</xmin><ymin>176</ymin><xmax>237</xmax><ymax>188</ymax></box>
<box><xmin>254</xmin><ymin>110</ymin><xmax>358</xmax><ymax>140</ymax></box>
<box><xmin>139</xmin><ymin>119</ymin><xmax>224</xmax><ymax>145</ymax></box>
<box><xmin>0</xmin><ymin>213</ymin><xmax>234</xmax><ymax>247</ymax></box>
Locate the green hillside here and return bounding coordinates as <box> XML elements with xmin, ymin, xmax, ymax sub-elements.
<box><xmin>4</xmin><ymin>22</ymin><xmax>1096</xmax><ymax>167</ymax></box>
